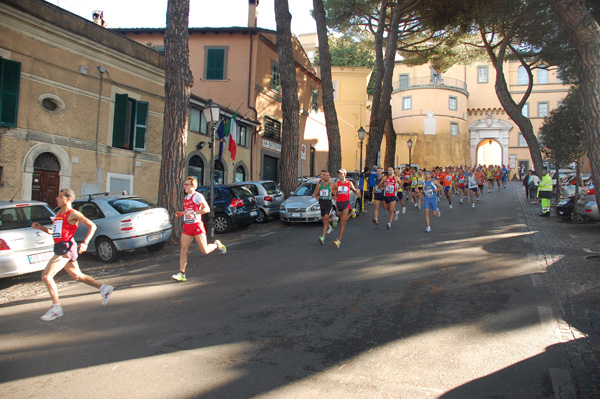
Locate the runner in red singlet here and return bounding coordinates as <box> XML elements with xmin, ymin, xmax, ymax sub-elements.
<box><xmin>31</xmin><ymin>188</ymin><xmax>113</xmax><ymax>321</ymax></box>
<box><xmin>333</xmin><ymin>169</ymin><xmax>361</xmax><ymax>248</ymax></box>
<box><xmin>378</xmin><ymin>167</ymin><xmax>401</xmax><ymax>230</ymax></box>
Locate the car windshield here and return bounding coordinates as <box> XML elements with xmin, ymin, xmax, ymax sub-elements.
<box><xmin>231</xmin><ymin>186</ymin><xmax>253</xmax><ymax>199</ymax></box>
<box><xmin>0</xmin><ymin>205</ymin><xmax>54</xmax><ymax>231</ymax></box>
<box><xmin>262</xmin><ymin>182</ymin><xmax>281</xmax><ymax>195</ymax></box>
<box><xmin>109</xmin><ymin>198</ymin><xmax>155</xmax><ymax>214</ymax></box>
<box><xmin>294</xmin><ymin>183</ymin><xmax>317</xmax><ymax>196</ymax></box>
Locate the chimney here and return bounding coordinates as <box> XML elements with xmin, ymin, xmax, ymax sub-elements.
<box><xmin>92</xmin><ymin>10</ymin><xmax>107</xmax><ymax>27</ymax></box>
<box><xmin>248</xmin><ymin>0</ymin><xmax>259</xmax><ymax>28</ymax></box>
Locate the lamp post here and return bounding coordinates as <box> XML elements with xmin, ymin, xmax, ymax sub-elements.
<box><xmin>407</xmin><ymin>138</ymin><xmax>413</xmax><ymax>169</ymax></box>
<box><xmin>357</xmin><ymin>126</ymin><xmax>366</xmax><ymax>173</ymax></box>
<box><xmin>202</xmin><ymin>99</ymin><xmax>220</xmax><ymax>238</ymax></box>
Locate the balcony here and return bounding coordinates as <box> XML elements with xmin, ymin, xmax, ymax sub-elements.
<box><xmin>393</xmin><ymin>76</ymin><xmax>468</xmax><ymax>94</ymax></box>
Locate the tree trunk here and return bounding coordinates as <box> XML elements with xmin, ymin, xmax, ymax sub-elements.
<box><xmin>158</xmin><ymin>0</ymin><xmax>193</xmax><ymax>241</ymax></box>
<box><xmin>365</xmin><ymin>0</ymin><xmax>387</xmax><ymax>169</ymax></box>
<box><xmin>313</xmin><ymin>0</ymin><xmax>342</xmax><ymax>176</ymax></box>
<box><xmin>550</xmin><ymin>0</ymin><xmax>600</xmax><ymax>213</ymax></box>
<box><xmin>274</xmin><ymin>0</ymin><xmax>300</xmax><ymax>197</ymax></box>
<box><xmin>383</xmin><ymin>109</ymin><xmax>396</xmax><ymax>168</ymax></box>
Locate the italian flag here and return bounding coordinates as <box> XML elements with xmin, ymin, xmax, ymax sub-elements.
<box><xmin>226</xmin><ymin>112</ymin><xmax>237</xmax><ymax>160</ymax></box>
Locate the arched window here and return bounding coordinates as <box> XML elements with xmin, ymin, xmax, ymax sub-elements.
<box><xmin>517</xmin><ymin>66</ymin><xmax>528</xmax><ymax>85</ymax></box>
<box><xmin>213</xmin><ymin>160</ymin><xmax>225</xmax><ymax>184</ymax></box>
<box><xmin>235</xmin><ymin>166</ymin><xmax>246</xmax><ymax>182</ymax></box>
<box><xmin>537</xmin><ymin>65</ymin><xmax>549</xmax><ymax>84</ymax></box>
<box><xmin>188</xmin><ymin>155</ymin><xmax>204</xmax><ymax>185</ymax></box>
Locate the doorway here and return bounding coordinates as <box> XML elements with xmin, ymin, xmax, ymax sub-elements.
<box><xmin>31</xmin><ymin>152</ymin><xmax>60</xmax><ymax>208</ymax></box>
<box><xmin>476</xmin><ymin>140</ymin><xmax>502</xmax><ymax>166</ymax></box>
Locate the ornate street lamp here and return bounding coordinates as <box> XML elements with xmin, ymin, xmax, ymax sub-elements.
<box><xmin>407</xmin><ymin>138</ymin><xmax>413</xmax><ymax>169</ymax></box>
<box><xmin>202</xmin><ymin>99</ymin><xmax>220</xmax><ymax>238</ymax></box>
<box><xmin>357</xmin><ymin>126</ymin><xmax>366</xmax><ymax>173</ymax></box>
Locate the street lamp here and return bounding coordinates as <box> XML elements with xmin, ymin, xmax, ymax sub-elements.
<box><xmin>202</xmin><ymin>99</ymin><xmax>220</xmax><ymax>238</ymax></box>
<box><xmin>407</xmin><ymin>138</ymin><xmax>413</xmax><ymax>169</ymax></box>
<box><xmin>357</xmin><ymin>126</ymin><xmax>366</xmax><ymax>173</ymax></box>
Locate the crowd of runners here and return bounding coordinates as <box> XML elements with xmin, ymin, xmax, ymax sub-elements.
<box><xmin>312</xmin><ymin>164</ymin><xmax>512</xmax><ymax>246</ymax></box>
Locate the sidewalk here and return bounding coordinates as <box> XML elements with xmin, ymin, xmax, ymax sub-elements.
<box><xmin>517</xmin><ymin>185</ymin><xmax>600</xmax><ymax>398</ymax></box>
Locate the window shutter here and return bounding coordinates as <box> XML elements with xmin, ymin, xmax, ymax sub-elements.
<box><xmin>112</xmin><ymin>94</ymin><xmax>128</xmax><ymax>148</ymax></box>
<box><xmin>133</xmin><ymin>101</ymin><xmax>148</xmax><ymax>151</ymax></box>
<box><xmin>0</xmin><ymin>58</ymin><xmax>21</xmax><ymax>127</ymax></box>
<box><xmin>206</xmin><ymin>49</ymin><xmax>224</xmax><ymax>80</ymax></box>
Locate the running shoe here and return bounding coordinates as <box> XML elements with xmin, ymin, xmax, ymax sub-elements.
<box><xmin>100</xmin><ymin>284</ymin><xmax>114</xmax><ymax>305</ymax></box>
<box><xmin>402</xmin><ymin>207</ymin><xmax>406</xmax><ymax>214</ymax></box>
<box><xmin>40</xmin><ymin>305</ymin><xmax>63</xmax><ymax>321</ymax></box>
<box><xmin>332</xmin><ymin>216</ymin><xmax>339</xmax><ymax>227</ymax></box>
<box><xmin>351</xmin><ymin>208</ymin><xmax>357</xmax><ymax>218</ymax></box>
<box><xmin>215</xmin><ymin>240</ymin><xmax>227</xmax><ymax>254</ymax></box>
<box><xmin>477</xmin><ymin>197</ymin><xmax>480</xmax><ymax>201</ymax></box>
<box><xmin>171</xmin><ymin>272</ymin><xmax>187</xmax><ymax>282</ymax></box>
<box><xmin>372</xmin><ymin>218</ymin><xmax>378</xmax><ymax>225</ymax></box>
<box><xmin>333</xmin><ymin>240</ymin><xmax>341</xmax><ymax>248</ymax></box>
<box><xmin>437</xmin><ymin>210</ymin><xmax>441</xmax><ymax>217</ymax></box>
<box><xmin>449</xmin><ymin>204</ymin><xmax>452</xmax><ymax>209</ymax></box>
<box><xmin>327</xmin><ymin>224</ymin><xmax>333</xmax><ymax>234</ymax></box>
<box><xmin>394</xmin><ymin>210</ymin><xmax>399</xmax><ymax>221</ymax></box>
<box><xmin>425</xmin><ymin>226</ymin><xmax>432</xmax><ymax>233</ymax></box>
<box><xmin>417</xmin><ymin>205</ymin><xmax>421</xmax><ymax>209</ymax></box>
<box><xmin>460</xmin><ymin>199</ymin><xmax>463</xmax><ymax>204</ymax></box>
<box><xmin>472</xmin><ymin>203</ymin><xmax>475</xmax><ymax>208</ymax></box>
<box><xmin>319</xmin><ymin>235</ymin><xmax>325</xmax><ymax>245</ymax></box>
<box><xmin>386</xmin><ymin>223</ymin><xmax>391</xmax><ymax>230</ymax></box>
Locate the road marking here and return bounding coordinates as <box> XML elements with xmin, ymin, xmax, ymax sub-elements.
<box><xmin>583</xmin><ymin>248</ymin><xmax>592</xmax><ymax>253</ymax></box>
<box><xmin>537</xmin><ymin>305</ymin><xmax>553</xmax><ymax>326</ymax></box>
<box><xmin>259</xmin><ymin>232</ymin><xmax>275</xmax><ymax>237</ymax></box>
<box><xmin>549</xmin><ymin>368</ymin><xmax>578</xmax><ymax>399</ymax></box>
<box><xmin>126</xmin><ymin>264</ymin><xmax>161</xmax><ymax>274</ymax></box>
<box><xmin>530</xmin><ymin>274</ymin><xmax>543</xmax><ymax>288</ymax></box>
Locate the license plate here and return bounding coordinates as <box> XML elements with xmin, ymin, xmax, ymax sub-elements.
<box><xmin>28</xmin><ymin>251</ymin><xmax>53</xmax><ymax>264</ymax></box>
<box><xmin>146</xmin><ymin>233</ymin><xmax>163</xmax><ymax>242</ymax></box>
<box><xmin>250</xmin><ymin>211</ymin><xmax>258</xmax><ymax>217</ymax></box>
<box><xmin>290</xmin><ymin>212</ymin><xmax>302</xmax><ymax>217</ymax></box>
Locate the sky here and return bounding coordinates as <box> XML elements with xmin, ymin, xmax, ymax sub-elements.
<box><xmin>44</xmin><ymin>0</ymin><xmax>317</xmax><ymax>34</ymax></box>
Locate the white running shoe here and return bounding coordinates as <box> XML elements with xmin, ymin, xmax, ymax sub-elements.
<box><xmin>386</xmin><ymin>223</ymin><xmax>391</xmax><ymax>230</ymax></box>
<box><xmin>100</xmin><ymin>284</ymin><xmax>114</xmax><ymax>305</ymax></box>
<box><xmin>472</xmin><ymin>203</ymin><xmax>475</xmax><ymax>208</ymax></box>
<box><xmin>437</xmin><ymin>210</ymin><xmax>441</xmax><ymax>217</ymax></box>
<box><xmin>417</xmin><ymin>205</ymin><xmax>421</xmax><ymax>209</ymax></box>
<box><xmin>394</xmin><ymin>210</ymin><xmax>399</xmax><ymax>221</ymax></box>
<box><xmin>425</xmin><ymin>226</ymin><xmax>432</xmax><ymax>233</ymax></box>
<box><xmin>449</xmin><ymin>204</ymin><xmax>453</xmax><ymax>209</ymax></box>
<box><xmin>41</xmin><ymin>305</ymin><xmax>63</xmax><ymax>321</ymax></box>
<box><xmin>402</xmin><ymin>207</ymin><xmax>406</xmax><ymax>214</ymax></box>
<box><xmin>215</xmin><ymin>240</ymin><xmax>227</xmax><ymax>254</ymax></box>
<box><xmin>460</xmin><ymin>199</ymin><xmax>463</xmax><ymax>204</ymax></box>
<box><xmin>327</xmin><ymin>224</ymin><xmax>333</xmax><ymax>234</ymax></box>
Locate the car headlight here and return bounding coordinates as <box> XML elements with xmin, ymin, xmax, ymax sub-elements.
<box><xmin>309</xmin><ymin>203</ymin><xmax>320</xmax><ymax>211</ymax></box>
<box><xmin>280</xmin><ymin>204</ymin><xmax>285</xmax><ymax>210</ymax></box>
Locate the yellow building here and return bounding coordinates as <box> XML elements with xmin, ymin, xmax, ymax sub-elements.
<box><xmin>0</xmin><ymin>0</ymin><xmax>166</xmax><ymax>205</ymax></box>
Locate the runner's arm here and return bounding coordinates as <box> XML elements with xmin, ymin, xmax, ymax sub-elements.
<box><xmin>70</xmin><ymin>209</ymin><xmax>97</xmax><ymax>249</ymax></box>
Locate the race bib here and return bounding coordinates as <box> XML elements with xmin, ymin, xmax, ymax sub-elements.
<box><xmin>385</xmin><ymin>185</ymin><xmax>395</xmax><ymax>194</ymax></box>
<box><xmin>184</xmin><ymin>211</ymin><xmax>197</xmax><ymax>224</ymax></box>
<box><xmin>425</xmin><ymin>188</ymin><xmax>435</xmax><ymax>198</ymax></box>
<box><xmin>411</xmin><ymin>181</ymin><xmax>417</xmax><ymax>187</ymax></box>
<box><xmin>319</xmin><ymin>189</ymin><xmax>329</xmax><ymax>198</ymax></box>
<box><xmin>446</xmin><ymin>175</ymin><xmax>452</xmax><ymax>181</ymax></box>
<box><xmin>338</xmin><ymin>186</ymin><xmax>349</xmax><ymax>194</ymax></box>
<box><xmin>52</xmin><ymin>220</ymin><xmax>63</xmax><ymax>238</ymax></box>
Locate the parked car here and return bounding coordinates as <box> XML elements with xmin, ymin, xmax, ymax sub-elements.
<box><xmin>233</xmin><ymin>181</ymin><xmax>284</xmax><ymax>223</ymax></box>
<box><xmin>279</xmin><ymin>178</ymin><xmax>361</xmax><ymax>223</ymax></box>
<box><xmin>555</xmin><ymin>196</ymin><xmax>575</xmax><ymax>219</ymax></box>
<box><xmin>0</xmin><ymin>200</ymin><xmax>55</xmax><ymax>278</ymax></box>
<box><xmin>68</xmin><ymin>194</ymin><xmax>173</xmax><ymax>263</ymax></box>
<box><xmin>196</xmin><ymin>185</ymin><xmax>259</xmax><ymax>233</ymax></box>
<box><xmin>577</xmin><ymin>181</ymin><xmax>599</xmax><ymax>222</ymax></box>
<box><xmin>560</xmin><ymin>173</ymin><xmax>592</xmax><ymax>198</ymax></box>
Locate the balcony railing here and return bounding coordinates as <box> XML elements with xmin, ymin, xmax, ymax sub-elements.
<box><xmin>393</xmin><ymin>76</ymin><xmax>468</xmax><ymax>92</ymax></box>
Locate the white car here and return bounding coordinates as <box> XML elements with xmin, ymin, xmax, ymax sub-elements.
<box><xmin>0</xmin><ymin>200</ymin><xmax>55</xmax><ymax>278</ymax></box>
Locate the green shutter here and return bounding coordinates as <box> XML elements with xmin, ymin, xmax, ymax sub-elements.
<box><xmin>133</xmin><ymin>101</ymin><xmax>148</xmax><ymax>151</ymax></box>
<box><xmin>112</xmin><ymin>94</ymin><xmax>128</xmax><ymax>148</ymax></box>
<box><xmin>0</xmin><ymin>58</ymin><xmax>21</xmax><ymax>127</ymax></box>
<box><xmin>206</xmin><ymin>49</ymin><xmax>224</xmax><ymax>80</ymax></box>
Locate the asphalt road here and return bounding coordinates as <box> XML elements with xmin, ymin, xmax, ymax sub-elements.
<box><xmin>0</xmin><ymin>183</ymin><xmax>582</xmax><ymax>398</ymax></box>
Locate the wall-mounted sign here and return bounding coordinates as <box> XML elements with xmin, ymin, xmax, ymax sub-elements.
<box><xmin>262</xmin><ymin>139</ymin><xmax>281</xmax><ymax>152</ymax></box>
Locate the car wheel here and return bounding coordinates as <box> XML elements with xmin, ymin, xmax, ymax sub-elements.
<box><xmin>255</xmin><ymin>209</ymin><xmax>268</xmax><ymax>223</ymax></box>
<box><xmin>96</xmin><ymin>237</ymin><xmax>118</xmax><ymax>263</ymax></box>
<box><xmin>146</xmin><ymin>241</ymin><xmax>166</xmax><ymax>252</ymax></box>
<box><xmin>214</xmin><ymin>214</ymin><xmax>232</xmax><ymax>234</ymax></box>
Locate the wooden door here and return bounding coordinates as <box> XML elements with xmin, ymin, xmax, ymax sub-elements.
<box><xmin>32</xmin><ymin>170</ymin><xmax>59</xmax><ymax>208</ymax></box>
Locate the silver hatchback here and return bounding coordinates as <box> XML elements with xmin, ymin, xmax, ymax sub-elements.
<box><xmin>0</xmin><ymin>200</ymin><xmax>55</xmax><ymax>278</ymax></box>
<box><xmin>235</xmin><ymin>181</ymin><xmax>284</xmax><ymax>223</ymax></box>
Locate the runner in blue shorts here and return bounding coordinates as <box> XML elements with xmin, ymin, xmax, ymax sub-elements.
<box><xmin>422</xmin><ymin>170</ymin><xmax>442</xmax><ymax>233</ymax></box>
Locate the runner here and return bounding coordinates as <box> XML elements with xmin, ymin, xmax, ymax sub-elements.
<box><xmin>378</xmin><ymin>166</ymin><xmax>401</xmax><ymax>230</ymax></box>
<box><xmin>467</xmin><ymin>168</ymin><xmax>480</xmax><ymax>207</ymax></box>
<box><xmin>501</xmin><ymin>164</ymin><xmax>508</xmax><ymax>189</ymax></box>
<box><xmin>411</xmin><ymin>169</ymin><xmax>419</xmax><ymax>207</ymax></box>
<box><xmin>172</xmin><ymin>176</ymin><xmax>226</xmax><ymax>282</ymax></box>
<box><xmin>422</xmin><ymin>171</ymin><xmax>442</xmax><ymax>233</ymax></box>
<box><xmin>372</xmin><ymin>167</ymin><xmax>385</xmax><ymax>225</ymax></box>
<box><xmin>441</xmin><ymin>167</ymin><xmax>454</xmax><ymax>208</ymax></box>
<box><xmin>402</xmin><ymin>165</ymin><xmax>412</xmax><ymax>202</ymax></box>
<box><xmin>485</xmin><ymin>166</ymin><xmax>494</xmax><ymax>193</ymax></box>
<box><xmin>476</xmin><ymin>166</ymin><xmax>486</xmax><ymax>196</ymax></box>
<box><xmin>456</xmin><ymin>168</ymin><xmax>467</xmax><ymax>204</ymax></box>
<box><xmin>333</xmin><ymin>169</ymin><xmax>361</xmax><ymax>248</ymax></box>
<box><xmin>416</xmin><ymin>170</ymin><xmax>424</xmax><ymax>209</ymax></box>
<box><xmin>395</xmin><ymin>167</ymin><xmax>407</xmax><ymax>215</ymax></box>
<box><xmin>31</xmin><ymin>188</ymin><xmax>113</xmax><ymax>321</ymax></box>
<box><xmin>313</xmin><ymin>170</ymin><xmax>336</xmax><ymax>245</ymax></box>
<box><xmin>494</xmin><ymin>165</ymin><xmax>502</xmax><ymax>191</ymax></box>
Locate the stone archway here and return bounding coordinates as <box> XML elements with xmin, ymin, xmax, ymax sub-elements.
<box><xmin>476</xmin><ymin>139</ymin><xmax>503</xmax><ymax>166</ymax></box>
<box><xmin>468</xmin><ymin>114</ymin><xmax>512</xmax><ymax>166</ymax></box>
<box><xmin>23</xmin><ymin>144</ymin><xmax>72</xmax><ymax>201</ymax></box>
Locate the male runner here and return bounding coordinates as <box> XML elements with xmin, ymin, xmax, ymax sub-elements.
<box><xmin>441</xmin><ymin>167</ymin><xmax>454</xmax><ymax>208</ymax></box>
<box><xmin>422</xmin><ymin>171</ymin><xmax>442</xmax><ymax>232</ymax></box>
<box><xmin>456</xmin><ymin>168</ymin><xmax>467</xmax><ymax>204</ymax></box>
<box><xmin>333</xmin><ymin>169</ymin><xmax>361</xmax><ymax>248</ymax></box>
<box><xmin>372</xmin><ymin>167</ymin><xmax>385</xmax><ymax>225</ymax></box>
<box><xmin>467</xmin><ymin>168</ymin><xmax>480</xmax><ymax>207</ymax></box>
<box><xmin>402</xmin><ymin>165</ymin><xmax>412</xmax><ymax>202</ymax></box>
<box><xmin>32</xmin><ymin>188</ymin><xmax>113</xmax><ymax>321</ymax></box>
<box><xmin>476</xmin><ymin>167</ymin><xmax>486</xmax><ymax>196</ymax></box>
<box><xmin>313</xmin><ymin>170</ymin><xmax>336</xmax><ymax>244</ymax></box>
<box><xmin>172</xmin><ymin>176</ymin><xmax>226</xmax><ymax>282</ymax></box>
<box><xmin>501</xmin><ymin>164</ymin><xmax>508</xmax><ymax>189</ymax></box>
<box><xmin>379</xmin><ymin>167</ymin><xmax>401</xmax><ymax>230</ymax></box>
<box><xmin>494</xmin><ymin>165</ymin><xmax>502</xmax><ymax>191</ymax></box>
<box><xmin>486</xmin><ymin>166</ymin><xmax>494</xmax><ymax>193</ymax></box>
<box><xmin>395</xmin><ymin>167</ymin><xmax>407</xmax><ymax>215</ymax></box>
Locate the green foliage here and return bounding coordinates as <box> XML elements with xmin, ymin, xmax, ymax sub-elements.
<box><xmin>315</xmin><ymin>35</ymin><xmax>376</xmax><ymax>68</ymax></box>
<box><xmin>539</xmin><ymin>88</ymin><xmax>586</xmax><ymax>166</ymax></box>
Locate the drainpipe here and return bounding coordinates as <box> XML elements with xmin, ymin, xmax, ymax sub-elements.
<box><xmin>248</xmin><ymin>30</ymin><xmax>259</xmax><ymax>179</ymax></box>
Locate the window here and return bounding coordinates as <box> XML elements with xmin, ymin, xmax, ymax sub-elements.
<box><xmin>311</xmin><ymin>89</ymin><xmax>319</xmax><ymax>112</ymax></box>
<box><xmin>556</xmin><ymin>68</ymin><xmax>563</xmax><ymax>84</ymax></box>
<box><xmin>237</xmin><ymin>124</ymin><xmax>248</xmax><ymax>147</ymax></box>
<box><xmin>517</xmin><ymin>66</ymin><xmax>528</xmax><ymax>85</ymax></box>
<box><xmin>189</xmin><ymin>108</ymin><xmax>208</xmax><ymax>134</ymax></box>
<box><xmin>518</xmin><ymin>133</ymin><xmax>527</xmax><ymax>147</ymax></box>
<box><xmin>537</xmin><ymin>66</ymin><xmax>549</xmax><ymax>84</ymax></box>
<box><xmin>522</xmin><ymin>103</ymin><xmax>529</xmax><ymax>117</ymax></box>
<box><xmin>399</xmin><ymin>73</ymin><xmax>409</xmax><ymax>88</ymax></box>
<box><xmin>270</xmin><ymin>61</ymin><xmax>281</xmax><ymax>94</ymax></box>
<box><xmin>306</xmin><ymin>51</ymin><xmax>314</xmax><ymax>59</ymax></box>
<box><xmin>450</xmin><ymin>122</ymin><xmax>459</xmax><ymax>136</ymax></box>
<box><xmin>213</xmin><ymin>160</ymin><xmax>224</xmax><ymax>184</ymax></box>
<box><xmin>449</xmin><ymin>96</ymin><xmax>458</xmax><ymax>110</ymax></box>
<box><xmin>332</xmin><ymin>80</ymin><xmax>338</xmax><ymax>101</ymax></box>
<box><xmin>112</xmin><ymin>93</ymin><xmax>148</xmax><ymax>151</ymax></box>
<box><xmin>538</xmin><ymin>102</ymin><xmax>549</xmax><ymax>118</ymax></box>
<box><xmin>402</xmin><ymin>96</ymin><xmax>412</xmax><ymax>110</ymax></box>
<box><xmin>235</xmin><ymin>166</ymin><xmax>246</xmax><ymax>182</ymax></box>
<box><xmin>188</xmin><ymin>155</ymin><xmax>204</xmax><ymax>185</ymax></box>
<box><xmin>264</xmin><ymin>116</ymin><xmax>281</xmax><ymax>141</ymax></box>
<box><xmin>204</xmin><ymin>47</ymin><xmax>228</xmax><ymax>80</ymax></box>
<box><xmin>107</xmin><ymin>172</ymin><xmax>133</xmax><ymax>194</ymax></box>
<box><xmin>0</xmin><ymin>57</ymin><xmax>21</xmax><ymax>127</ymax></box>
<box><xmin>477</xmin><ymin>66</ymin><xmax>488</xmax><ymax>83</ymax></box>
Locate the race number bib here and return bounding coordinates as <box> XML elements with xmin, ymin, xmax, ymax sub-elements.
<box><xmin>319</xmin><ymin>189</ymin><xmax>329</xmax><ymax>198</ymax></box>
<box><xmin>338</xmin><ymin>186</ymin><xmax>349</xmax><ymax>195</ymax></box>
<box><xmin>424</xmin><ymin>188</ymin><xmax>435</xmax><ymax>198</ymax></box>
<box><xmin>184</xmin><ymin>211</ymin><xmax>197</xmax><ymax>224</ymax></box>
<box><xmin>411</xmin><ymin>181</ymin><xmax>417</xmax><ymax>187</ymax></box>
<box><xmin>52</xmin><ymin>220</ymin><xmax>63</xmax><ymax>238</ymax></box>
<box><xmin>385</xmin><ymin>185</ymin><xmax>395</xmax><ymax>194</ymax></box>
